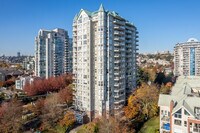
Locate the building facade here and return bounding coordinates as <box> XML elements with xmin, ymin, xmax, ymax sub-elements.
<box><xmin>158</xmin><ymin>76</ymin><xmax>200</xmax><ymax>133</ymax></box>
<box><xmin>72</xmin><ymin>5</ymin><xmax>138</xmax><ymax>120</ymax></box>
<box><xmin>22</xmin><ymin>56</ymin><xmax>35</xmax><ymax>71</ymax></box>
<box><xmin>35</xmin><ymin>28</ymin><xmax>72</xmax><ymax>78</ymax></box>
<box><xmin>174</xmin><ymin>38</ymin><xmax>200</xmax><ymax>76</ymax></box>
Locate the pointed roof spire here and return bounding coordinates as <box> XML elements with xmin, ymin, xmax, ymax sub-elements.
<box><xmin>99</xmin><ymin>4</ymin><xmax>105</xmax><ymax>12</ymax></box>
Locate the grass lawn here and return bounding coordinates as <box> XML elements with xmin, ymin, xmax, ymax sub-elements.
<box><xmin>138</xmin><ymin>116</ymin><xmax>159</xmax><ymax>133</ymax></box>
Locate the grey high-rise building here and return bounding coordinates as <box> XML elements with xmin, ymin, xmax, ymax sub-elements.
<box><xmin>35</xmin><ymin>28</ymin><xmax>72</xmax><ymax>78</ymax></box>
<box><xmin>73</xmin><ymin>5</ymin><xmax>139</xmax><ymax>120</ymax></box>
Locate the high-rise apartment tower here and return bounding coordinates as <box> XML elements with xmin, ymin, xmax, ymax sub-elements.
<box><xmin>35</xmin><ymin>28</ymin><xmax>72</xmax><ymax>78</ymax></box>
<box><xmin>174</xmin><ymin>38</ymin><xmax>200</xmax><ymax>76</ymax></box>
<box><xmin>73</xmin><ymin>5</ymin><xmax>138</xmax><ymax>120</ymax></box>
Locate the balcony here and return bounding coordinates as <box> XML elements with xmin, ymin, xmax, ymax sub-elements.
<box><xmin>114</xmin><ymin>66</ymin><xmax>120</xmax><ymax>69</ymax></box>
<box><xmin>161</xmin><ymin>123</ymin><xmax>170</xmax><ymax>131</ymax></box>
<box><xmin>114</xmin><ymin>77</ymin><xmax>120</xmax><ymax>81</ymax></box>
<box><xmin>126</xmin><ymin>40</ymin><xmax>132</xmax><ymax>44</ymax></box>
<box><xmin>126</xmin><ymin>35</ymin><xmax>132</xmax><ymax>38</ymax></box>
<box><xmin>73</xmin><ymin>28</ymin><xmax>77</xmax><ymax>31</ymax></box>
<box><xmin>114</xmin><ymin>54</ymin><xmax>120</xmax><ymax>58</ymax></box>
<box><xmin>114</xmin><ymin>93</ymin><xmax>124</xmax><ymax>98</ymax></box>
<box><xmin>114</xmin><ymin>60</ymin><xmax>120</xmax><ymax>63</ymax></box>
<box><xmin>114</xmin><ymin>88</ymin><xmax>124</xmax><ymax>93</ymax></box>
<box><xmin>114</xmin><ymin>49</ymin><xmax>120</xmax><ymax>52</ymax></box>
<box><xmin>114</xmin><ymin>99</ymin><xmax>125</xmax><ymax>104</ymax></box>
<box><xmin>114</xmin><ymin>37</ymin><xmax>125</xmax><ymax>41</ymax></box>
<box><xmin>114</xmin><ymin>31</ymin><xmax>124</xmax><ymax>36</ymax></box>
<box><xmin>114</xmin><ymin>105</ymin><xmax>124</xmax><ymax>110</ymax></box>
<box><xmin>73</xmin><ymin>22</ymin><xmax>77</xmax><ymax>26</ymax></box>
<box><xmin>114</xmin><ymin>26</ymin><xmax>125</xmax><ymax>31</ymax></box>
<box><xmin>126</xmin><ymin>30</ymin><xmax>132</xmax><ymax>34</ymax></box>
<box><xmin>113</xmin><ymin>20</ymin><xmax>125</xmax><ymax>25</ymax></box>
<box><xmin>114</xmin><ymin>72</ymin><xmax>120</xmax><ymax>76</ymax></box>
<box><xmin>114</xmin><ymin>43</ymin><xmax>120</xmax><ymax>47</ymax></box>
<box><xmin>161</xmin><ymin>116</ymin><xmax>170</xmax><ymax>122</ymax></box>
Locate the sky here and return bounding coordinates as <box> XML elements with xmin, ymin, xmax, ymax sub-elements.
<box><xmin>1</xmin><ymin>0</ymin><xmax>200</xmax><ymax>56</ymax></box>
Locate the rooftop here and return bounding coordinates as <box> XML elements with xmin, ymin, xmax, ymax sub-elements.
<box><xmin>158</xmin><ymin>76</ymin><xmax>200</xmax><ymax>117</ymax></box>
<box><xmin>73</xmin><ymin>4</ymin><xmax>134</xmax><ymax>26</ymax></box>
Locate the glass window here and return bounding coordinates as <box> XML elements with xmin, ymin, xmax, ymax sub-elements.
<box><xmin>184</xmin><ymin>110</ymin><xmax>190</xmax><ymax>116</ymax></box>
<box><xmin>174</xmin><ymin>119</ymin><xmax>181</xmax><ymax>126</ymax></box>
<box><xmin>184</xmin><ymin>121</ymin><xmax>187</xmax><ymax>127</ymax></box>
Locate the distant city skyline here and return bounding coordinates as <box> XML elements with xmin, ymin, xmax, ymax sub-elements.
<box><xmin>1</xmin><ymin>0</ymin><xmax>200</xmax><ymax>55</ymax></box>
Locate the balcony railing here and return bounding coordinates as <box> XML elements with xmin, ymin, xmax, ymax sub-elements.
<box><xmin>113</xmin><ymin>20</ymin><xmax>125</xmax><ymax>25</ymax></box>
<box><xmin>161</xmin><ymin>116</ymin><xmax>170</xmax><ymax>122</ymax></box>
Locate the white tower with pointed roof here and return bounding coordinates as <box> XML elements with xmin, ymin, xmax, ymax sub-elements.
<box><xmin>72</xmin><ymin>5</ymin><xmax>138</xmax><ymax>120</ymax></box>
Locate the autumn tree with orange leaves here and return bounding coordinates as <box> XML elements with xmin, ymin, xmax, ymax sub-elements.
<box><xmin>60</xmin><ymin>111</ymin><xmax>76</xmax><ymax>130</ymax></box>
<box><xmin>77</xmin><ymin>117</ymin><xmax>134</xmax><ymax>133</ymax></box>
<box><xmin>124</xmin><ymin>83</ymin><xmax>159</xmax><ymax>121</ymax></box>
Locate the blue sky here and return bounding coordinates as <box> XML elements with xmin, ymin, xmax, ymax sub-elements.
<box><xmin>0</xmin><ymin>0</ymin><xmax>200</xmax><ymax>56</ymax></box>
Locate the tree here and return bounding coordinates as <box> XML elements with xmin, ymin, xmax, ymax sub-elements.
<box><xmin>28</xmin><ymin>98</ymin><xmax>45</xmax><ymax>116</ymax></box>
<box><xmin>77</xmin><ymin>121</ymin><xmax>99</xmax><ymax>133</ymax></box>
<box><xmin>136</xmin><ymin>68</ymin><xmax>149</xmax><ymax>86</ymax></box>
<box><xmin>160</xmin><ymin>83</ymin><xmax>172</xmax><ymax>94</ymax></box>
<box><xmin>23</xmin><ymin>81</ymin><xmax>38</xmax><ymax>96</ymax></box>
<box><xmin>24</xmin><ymin>74</ymin><xmax>73</xmax><ymax>96</ymax></box>
<box><xmin>98</xmin><ymin>117</ymin><xmax>130</xmax><ymax>133</ymax></box>
<box><xmin>0</xmin><ymin>100</ymin><xmax>23</xmax><ymax>133</ymax></box>
<box><xmin>60</xmin><ymin>111</ymin><xmax>76</xmax><ymax>130</ymax></box>
<box><xmin>58</xmin><ymin>86</ymin><xmax>73</xmax><ymax>105</ymax></box>
<box><xmin>124</xmin><ymin>83</ymin><xmax>159</xmax><ymax>121</ymax></box>
<box><xmin>77</xmin><ymin>117</ymin><xmax>133</xmax><ymax>133</ymax></box>
<box><xmin>0</xmin><ymin>81</ymin><xmax>4</xmax><ymax>87</ymax></box>
<box><xmin>154</xmin><ymin>72</ymin><xmax>165</xmax><ymax>85</ymax></box>
<box><xmin>40</xmin><ymin>93</ymin><xmax>63</xmax><ymax>132</ymax></box>
<box><xmin>3</xmin><ymin>80</ymin><xmax>15</xmax><ymax>87</ymax></box>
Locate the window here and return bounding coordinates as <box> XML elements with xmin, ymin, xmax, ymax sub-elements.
<box><xmin>184</xmin><ymin>110</ymin><xmax>190</xmax><ymax>116</ymax></box>
<box><xmin>83</xmin><ymin>34</ymin><xmax>87</xmax><ymax>39</ymax></box>
<box><xmin>174</xmin><ymin>109</ymin><xmax>182</xmax><ymax>118</ymax></box>
<box><xmin>195</xmin><ymin>107</ymin><xmax>200</xmax><ymax>119</ymax></box>
<box><xmin>184</xmin><ymin>121</ymin><xmax>187</xmax><ymax>127</ymax></box>
<box><xmin>174</xmin><ymin>119</ymin><xmax>182</xmax><ymax>126</ymax></box>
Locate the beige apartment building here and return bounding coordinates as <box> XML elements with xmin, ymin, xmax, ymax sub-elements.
<box><xmin>174</xmin><ymin>38</ymin><xmax>200</xmax><ymax>76</ymax></box>
<box><xmin>158</xmin><ymin>76</ymin><xmax>200</xmax><ymax>133</ymax></box>
<box><xmin>72</xmin><ymin>5</ymin><xmax>138</xmax><ymax>120</ymax></box>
